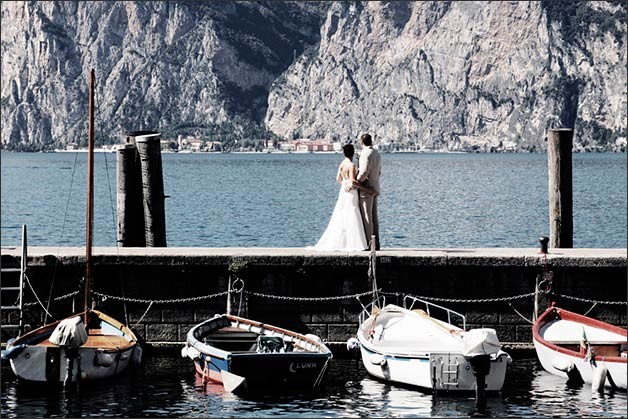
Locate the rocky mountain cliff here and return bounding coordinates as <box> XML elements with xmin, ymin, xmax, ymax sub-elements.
<box><xmin>1</xmin><ymin>1</ymin><xmax>327</xmax><ymax>150</ymax></box>
<box><xmin>2</xmin><ymin>1</ymin><xmax>626</xmax><ymax>151</ymax></box>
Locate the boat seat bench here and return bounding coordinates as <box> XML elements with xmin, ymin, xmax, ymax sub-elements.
<box><xmin>549</xmin><ymin>341</ymin><xmax>627</xmax><ymax>358</ymax></box>
<box><xmin>38</xmin><ymin>335</ymin><xmax>132</xmax><ymax>349</ymax></box>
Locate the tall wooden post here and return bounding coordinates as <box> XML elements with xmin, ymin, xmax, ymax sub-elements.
<box><xmin>547</xmin><ymin>128</ymin><xmax>573</xmax><ymax>249</ymax></box>
<box><xmin>85</xmin><ymin>68</ymin><xmax>95</xmax><ymax>323</ymax></box>
<box><xmin>135</xmin><ymin>132</ymin><xmax>167</xmax><ymax>247</ymax></box>
<box><xmin>116</xmin><ymin>143</ymin><xmax>146</xmax><ymax>247</ymax></box>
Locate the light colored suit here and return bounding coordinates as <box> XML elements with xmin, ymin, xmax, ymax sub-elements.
<box><xmin>357</xmin><ymin>146</ymin><xmax>381</xmax><ymax>249</ymax></box>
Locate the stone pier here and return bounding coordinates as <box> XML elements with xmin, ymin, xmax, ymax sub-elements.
<box><xmin>1</xmin><ymin>247</ymin><xmax>626</xmax><ymax>354</ymax></box>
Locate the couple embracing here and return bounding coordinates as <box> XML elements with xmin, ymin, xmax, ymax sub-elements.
<box><xmin>313</xmin><ymin>133</ymin><xmax>381</xmax><ymax>252</ymax></box>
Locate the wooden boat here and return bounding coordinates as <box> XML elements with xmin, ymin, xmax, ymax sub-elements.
<box><xmin>351</xmin><ymin>294</ymin><xmax>511</xmax><ymax>392</ymax></box>
<box><xmin>533</xmin><ymin>305</ymin><xmax>627</xmax><ymax>390</ymax></box>
<box><xmin>181</xmin><ymin>314</ymin><xmax>333</xmax><ymax>394</ymax></box>
<box><xmin>3</xmin><ymin>310</ymin><xmax>141</xmax><ymax>383</ymax></box>
<box><xmin>1</xmin><ymin>69</ymin><xmax>142</xmax><ymax>385</ymax></box>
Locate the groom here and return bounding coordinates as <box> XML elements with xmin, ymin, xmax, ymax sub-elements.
<box><xmin>354</xmin><ymin>133</ymin><xmax>381</xmax><ymax>250</ymax></box>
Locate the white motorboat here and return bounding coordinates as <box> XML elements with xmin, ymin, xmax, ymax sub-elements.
<box><xmin>533</xmin><ymin>305</ymin><xmax>627</xmax><ymax>390</ymax></box>
<box><xmin>350</xmin><ymin>294</ymin><xmax>511</xmax><ymax>392</ymax></box>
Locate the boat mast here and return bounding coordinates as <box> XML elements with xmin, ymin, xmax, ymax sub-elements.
<box><xmin>85</xmin><ymin>68</ymin><xmax>95</xmax><ymax>324</ymax></box>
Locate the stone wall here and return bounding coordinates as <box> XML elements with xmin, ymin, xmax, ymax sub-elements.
<box><xmin>1</xmin><ymin>247</ymin><xmax>626</xmax><ymax>352</ymax></box>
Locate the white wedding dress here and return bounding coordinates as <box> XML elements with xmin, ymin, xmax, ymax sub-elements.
<box><xmin>312</xmin><ymin>179</ymin><xmax>368</xmax><ymax>251</ymax></box>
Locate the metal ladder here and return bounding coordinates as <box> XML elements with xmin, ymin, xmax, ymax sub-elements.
<box><xmin>1</xmin><ymin>225</ymin><xmax>27</xmax><ymax>336</ymax></box>
<box><xmin>441</xmin><ymin>359</ymin><xmax>460</xmax><ymax>386</ymax></box>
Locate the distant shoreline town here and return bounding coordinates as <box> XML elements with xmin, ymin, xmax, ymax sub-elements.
<box><xmin>8</xmin><ymin>133</ymin><xmax>626</xmax><ymax>154</ymax></box>
<box><xmin>50</xmin><ymin>137</ymin><xmax>504</xmax><ymax>154</ymax></box>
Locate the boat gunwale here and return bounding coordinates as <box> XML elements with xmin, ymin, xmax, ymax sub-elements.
<box><xmin>532</xmin><ymin>306</ymin><xmax>627</xmax><ymax>364</ymax></box>
<box><xmin>186</xmin><ymin>314</ymin><xmax>332</xmax><ymax>359</ymax></box>
<box><xmin>9</xmin><ymin>309</ymin><xmax>137</xmax><ymax>351</ymax></box>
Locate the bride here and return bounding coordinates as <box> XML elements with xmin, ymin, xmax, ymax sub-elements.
<box><xmin>312</xmin><ymin>144</ymin><xmax>375</xmax><ymax>251</ymax></box>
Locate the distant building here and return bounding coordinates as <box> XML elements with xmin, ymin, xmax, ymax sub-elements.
<box><xmin>279</xmin><ymin>141</ymin><xmax>296</xmax><ymax>152</ymax></box>
<box><xmin>208</xmin><ymin>141</ymin><xmax>222</xmax><ymax>152</ymax></box>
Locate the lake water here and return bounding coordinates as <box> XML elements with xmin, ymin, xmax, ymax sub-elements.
<box><xmin>1</xmin><ymin>355</ymin><xmax>627</xmax><ymax>418</ymax></box>
<box><xmin>0</xmin><ymin>152</ymin><xmax>626</xmax><ymax>248</ymax></box>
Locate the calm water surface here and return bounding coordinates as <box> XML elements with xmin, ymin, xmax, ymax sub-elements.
<box><xmin>1</xmin><ymin>152</ymin><xmax>626</xmax><ymax>248</ymax></box>
<box><xmin>1</xmin><ymin>356</ymin><xmax>626</xmax><ymax>418</ymax></box>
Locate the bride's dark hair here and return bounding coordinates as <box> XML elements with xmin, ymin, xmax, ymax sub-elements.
<box><xmin>343</xmin><ymin>144</ymin><xmax>354</xmax><ymax>158</ymax></box>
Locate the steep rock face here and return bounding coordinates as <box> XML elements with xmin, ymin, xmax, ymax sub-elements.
<box><xmin>1</xmin><ymin>1</ymin><xmax>327</xmax><ymax>149</ymax></box>
<box><xmin>1</xmin><ymin>1</ymin><xmax>626</xmax><ymax>151</ymax></box>
<box><xmin>265</xmin><ymin>1</ymin><xmax>627</xmax><ymax>151</ymax></box>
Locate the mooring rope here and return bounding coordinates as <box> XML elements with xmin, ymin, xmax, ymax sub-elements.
<box><xmin>23</xmin><ymin>274</ymin><xmax>59</xmax><ymax>321</ymax></box>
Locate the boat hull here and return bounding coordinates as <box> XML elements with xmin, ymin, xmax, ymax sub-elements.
<box><xmin>358</xmin><ymin>341</ymin><xmax>509</xmax><ymax>391</ymax></box>
<box><xmin>533</xmin><ymin>306</ymin><xmax>627</xmax><ymax>390</ymax></box>
<box><xmin>193</xmin><ymin>352</ymin><xmax>331</xmax><ymax>392</ymax></box>
<box><xmin>9</xmin><ymin>345</ymin><xmax>139</xmax><ymax>383</ymax></box>
<box><xmin>185</xmin><ymin>314</ymin><xmax>332</xmax><ymax>394</ymax></box>
<box><xmin>533</xmin><ymin>338</ymin><xmax>627</xmax><ymax>389</ymax></box>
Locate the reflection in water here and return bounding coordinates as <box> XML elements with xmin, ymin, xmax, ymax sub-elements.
<box><xmin>1</xmin><ymin>356</ymin><xmax>626</xmax><ymax>417</ymax></box>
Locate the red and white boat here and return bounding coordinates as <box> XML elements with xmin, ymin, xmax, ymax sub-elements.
<box><xmin>533</xmin><ymin>305</ymin><xmax>627</xmax><ymax>390</ymax></box>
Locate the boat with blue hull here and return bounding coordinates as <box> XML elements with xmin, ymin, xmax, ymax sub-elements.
<box><xmin>181</xmin><ymin>314</ymin><xmax>332</xmax><ymax>394</ymax></box>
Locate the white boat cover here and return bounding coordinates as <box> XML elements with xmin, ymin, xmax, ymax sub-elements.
<box><xmin>461</xmin><ymin>328</ymin><xmax>501</xmax><ymax>357</ymax></box>
<box><xmin>49</xmin><ymin>316</ymin><xmax>88</xmax><ymax>349</ymax></box>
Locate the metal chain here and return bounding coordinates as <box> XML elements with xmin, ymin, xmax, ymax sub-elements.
<box><xmin>91</xmin><ymin>290</ymin><xmax>230</xmax><ymax>304</ymax></box>
<box><xmin>23</xmin><ymin>287</ymin><xmax>79</xmax><ymax>308</ymax></box>
<box><xmin>549</xmin><ymin>292</ymin><xmax>627</xmax><ymax>306</ymax></box>
<box><xmin>381</xmin><ymin>291</ymin><xmax>538</xmax><ymax>304</ymax></box>
<box><xmin>20</xmin><ymin>289</ymin><xmax>625</xmax><ymax>307</ymax></box>
<box><xmin>244</xmin><ymin>290</ymin><xmax>377</xmax><ymax>302</ymax></box>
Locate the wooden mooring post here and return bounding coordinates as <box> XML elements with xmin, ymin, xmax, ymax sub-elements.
<box><xmin>135</xmin><ymin>132</ymin><xmax>167</xmax><ymax>247</ymax></box>
<box><xmin>116</xmin><ymin>143</ymin><xmax>146</xmax><ymax>247</ymax></box>
<box><xmin>547</xmin><ymin>128</ymin><xmax>573</xmax><ymax>249</ymax></box>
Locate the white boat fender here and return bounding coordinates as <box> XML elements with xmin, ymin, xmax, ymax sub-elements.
<box><xmin>1</xmin><ymin>343</ymin><xmax>26</xmax><ymax>361</ymax></box>
<box><xmin>132</xmin><ymin>345</ymin><xmax>143</xmax><ymax>367</ymax></box>
<box><xmin>551</xmin><ymin>356</ymin><xmax>575</xmax><ymax>373</ymax></box>
<box><xmin>591</xmin><ymin>364</ymin><xmax>608</xmax><ymax>393</ymax></box>
<box><xmin>346</xmin><ymin>338</ymin><xmax>360</xmax><ymax>352</ymax></box>
<box><xmin>305</xmin><ymin>334</ymin><xmax>322</xmax><ymax>343</ymax></box>
<box><xmin>369</xmin><ymin>353</ymin><xmax>386</xmax><ymax>366</ymax></box>
<box><xmin>49</xmin><ymin>316</ymin><xmax>88</xmax><ymax>349</ymax></box>
<box><xmin>94</xmin><ymin>349</ymin><xmax>115</xmax><ymax>367</ymax></box>
<box><xmin>184</xmin><ymin>346</ymin><xmax>201</xmax><ymax>360</ymax></box>
<box><xmin>180</xmin><ymin>345</ymin><xmax>189</xmax><ymax>358</ymax></box>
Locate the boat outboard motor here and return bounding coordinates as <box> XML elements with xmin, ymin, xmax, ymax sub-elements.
<box><xmin>49</xmin><ymin>316</ymin><xmax>88</xmax><ymax>389</ymax></box>
<box><xmin>462</xmin><ymin>328</ymin><xmax>501</xmax><ymax>414</ymax></box>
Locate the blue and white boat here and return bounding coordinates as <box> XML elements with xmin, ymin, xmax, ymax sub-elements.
<box><xmin>181</xmin><ymin>314</ymin><xmax>332</xmax><ymax>394</ymax></box>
